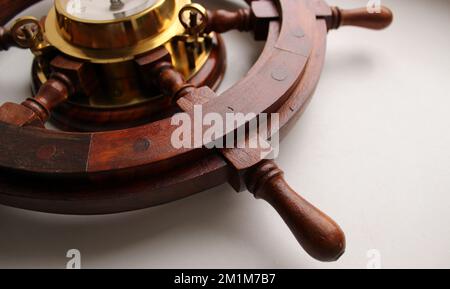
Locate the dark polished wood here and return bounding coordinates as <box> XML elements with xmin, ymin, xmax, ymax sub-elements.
<box><xmin>206</xmin><ymin>8</ymin><xmax>253</xmax><ymax>34</ymax></box>
<box><xmin>0</xmin><ymin>0</ymin><xmax>334</xmax><ymax>248</ymax></box>
<box><xmin>50</xmin><ymin>55</ymin><xmax>99</xmax><ymax>97</ymax></box>
<box><xmin>23</xmin><ymin>73</ymin><xmax>73</xmax><ymax>123</ymax></box>
<box><xmin>150</xmin><ymin>0</ymin><xmax>345</xmax><ymax>262</ymax></box>
<box><xmin>246</xmin><ymin>160</ymin><xmax>345</xmax><ymax>262</ymax></box>
<box><xmin>0</xmin><ymin>102</ymin><xmax>43</xmax><ymax>127</ymax></box>
<box><xmin>149</xmin><ymin>60</ymin><xmax>195</xmax><ymax>100</ymax></box>
<box><xmin>37</xmin><ymin>34</ymin><xmax>227</xmax><ymax>132</ymax></box>
<box><xmin>0</xmin><ymin>0</ymin><xmax>321</xmax><ymax>205</ymax></box>
<box><xmin>0</xmin><ymin>73</ymin><xmax>73</xmax><ymax>126</ymax></box>
<box><xmin>0</xmin><ymin>0</ymin><xmax>394</xmax><ymax>262</ymax></box>
<box><xmin>0</xmin><ymin>26</ymin><xmax>14</xmax><ymax>50</ymax></box>
<box><xmin>327</xmin><ymin>6</ymin><xmax>393</xmax><ymax>30</ymax></box>
<box><xmin>0</xmin><ymin>0</ymin><xmax>42</xmax><ymax>25</ymax></box>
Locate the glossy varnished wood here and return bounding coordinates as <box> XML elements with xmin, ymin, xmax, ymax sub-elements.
<box><xmin>44</xmin><ymin>34</ymin><xmax>226</xmax><ymax>132</ymax></box>
<box><xmin>205</xmin><ymin>8</ymin><xmax>252</xmax><ymax>34</ymax></box>
<box><xmin>0</xmin><ymin>0</ymin><xmax>327</xmax><ymax>212</ymax></box>
<box><xmin>327</xmin><ymin>6</ymin><xmax>393</xmax><ymax>30</ymax></box>
<box><xmin>0</xmin><ymin>73</ymin><xmax>73</xmax><ymax>126</ymax></box>
<box><xmin>0</xmin><ymin>0</ymin><xmax>42</xmax><ymax>25</ymax></box>
<box><xmin>0</xmin><ymin>0</ymin><xmax>352</xmax><ymax>261</ymax></box>
<box><xmin>246</xmin><ymin>160</ymin><xmax>345</xmax><ymax>262</ymax></box>
<box><xmin>0</xmin><ymin>26</ymin><xmax>14</xmax><ymax>50</ymax></box>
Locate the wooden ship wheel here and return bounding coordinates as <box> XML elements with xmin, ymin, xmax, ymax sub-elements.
<box><xmin>0</xmin><ymin>0</ymin><xmax>393</xmax><ymax>262</ymax></box>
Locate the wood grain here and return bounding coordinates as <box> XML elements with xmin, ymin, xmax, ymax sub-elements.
<box><xmin>0</xmin><ymin>0</ymin><xmax>396</xmax><ymax>262</ymax></box>
<box><xmin>0</xmin><ymin>0</ymin><xmax>42</xmax><ymax>25</ymax></box>
<box><xmin>327</xmin><ymin>6</ymin><xmax>393</xmax><ymax>30</ymax></box>
<box><xmin>246</xmin><ymin>160</ymin><xmax>345</xmax><ymax>262</ymax></box>
<box><xmin>206</xmin><ymin>8</ymin><xmax>252</xmax><ymax>34</ymax></box>
<box><xmin>0</xmin><ymin>0</ymin><xmax>334</xmax><ymax>223</ymax></box>
<box><xmin>0</xmin><ymin>25</ymin><xmax>13</xmax><ymax>50</ymax></box>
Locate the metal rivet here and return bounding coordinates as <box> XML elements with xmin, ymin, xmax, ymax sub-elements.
<box><xmin>134</xmin><ymin>138</ymin><xmax>151</xmax><ymax>152</ymax></box>
<box><xmin>271</xmin><ymin>68</ymin><xmax>288</xmax><ymax>81</ymax></box>
<box><xmin>37</xmin><ymin>145</ymin><xmax>56</xmax><ymax>160</ymax></box>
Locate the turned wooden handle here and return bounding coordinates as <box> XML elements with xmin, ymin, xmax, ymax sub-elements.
<box><xmin>246</xmin><ymin>160</ymin><xmax>346</xmax><ymax>262</ymax></box>
<box><xmin>329</xmin><ymin>6</ymin><xmax>393</xmax><ymax>30</ymax></box>
<box><xmin>0</xmin><ymin>72</ymin><xmax>74</xmax><ymax>127</ymax></box>
<box><xmin>22</xmin><ymin>73</ymin><xmax>74</xmax><ymax>123</ymax></box>
<box><xmin>205</xmin><ymin>9</ymin><xmax>252</xmax><ymax>34</ymax></box>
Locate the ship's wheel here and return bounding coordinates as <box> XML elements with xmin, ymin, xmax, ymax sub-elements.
<box><xmin>0</xmin><ymin>0</ymin><xmax>392</xmax><ymax>262</ymax></box>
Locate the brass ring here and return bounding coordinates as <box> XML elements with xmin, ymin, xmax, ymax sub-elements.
<box><xmin>178</xmin><ymin>3</ymin><xmax>208</xmax><ymax>34</ymax></box>
<box><xmin>9</xmin><ymin>16</ymin><xmax>41</xmax><ymax>49</ymax></box>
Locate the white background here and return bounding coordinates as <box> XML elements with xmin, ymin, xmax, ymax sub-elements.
<box><xmin>0</xmin><ymin>0</ymin><xmax>449</xmax><ymax>269</ymax></box>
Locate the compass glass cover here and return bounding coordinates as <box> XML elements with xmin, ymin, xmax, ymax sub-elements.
<box><xmin>58</xmin><ymin>0</ymin><xmax>160</xmax><ymax>21</ymax></box>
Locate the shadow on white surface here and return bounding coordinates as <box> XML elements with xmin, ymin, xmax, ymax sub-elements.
<box><xmin>0</xmin><ymin>184</ymin><xmax>297</xmax><ymax>268</ymax></box>
<box><xmin>0</xmin><ymin>0</ymin><xmax>449</xmax><ymax>269</ymax></box>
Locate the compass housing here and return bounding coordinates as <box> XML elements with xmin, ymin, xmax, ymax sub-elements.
<box><xmin>45</xmin><ymin>0</ymin><xmax>191</xmax><ymax>63</ymax></box>
<box><xmin>0</xmin><ymin>0</ymin><xmax>394</xmax><ymax>263</ymax></box>
<box><xmin>27</xmin><ymin>0</ymin><xmax>223</xmax><ymax>130</ymax></box>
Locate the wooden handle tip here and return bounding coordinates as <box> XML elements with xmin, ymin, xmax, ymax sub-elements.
<box><xmin>329</xmin><ymin>5</ymin><xmax>394</xmax><ymax>30</ymax></box>
<box><xmin>246</xmin><ymin>160</ymin><xmax>346</xmax><ymax>262</ymax></box>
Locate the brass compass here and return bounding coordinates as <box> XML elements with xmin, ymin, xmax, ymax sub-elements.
<box><xmin>10</xmin><ymin>0</ymin><xmax>219</xmax><ymax>129</ymax></box>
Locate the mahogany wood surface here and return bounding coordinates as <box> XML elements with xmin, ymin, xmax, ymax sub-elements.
<box><xmin>0</xmin><ymin>0</ymin><xmax>308</xmax><ymax>174</ymax></box>
<box><xmin>0</xmin><ymin>0</ymin><xmax>42</xmax><ymax>25</ymax></box>
<box><xmin>327</xmin><ymin>6</ymin><xmax>393</xmax><ymax>30</ymax></box>
<box><xmin>0</xmin><ymin>0</ymin><xmax>328</xmax><ymax>211</ymax></box>
<box><xmin>0</xmin><ymin>0</ymin><xmax>357</xmax><ymax>262</ymax></box>
<box><xmin>43</xmin><ymin>34</ymin><xmax>227</xmax><ymax>132</ymax></box>
<box><xmin>0</xmin><ymin>103</ymin><xmax>42</xmax><ymax>127</ymax></box>
<box><xmin>0</xmin><ymin>25</ymin><xmax>14</xmax><ymax>50</ymax></box>
<box><xmin>0</xmin><ymin>0</ymin><xmax>43</xmax><ymax>51</ymax></box>
<box><xmin>205</xmin><ymin>8</ymin><xmax>252</xmax><ymax>34</ymax></box>
<box><xmin>246</xmin><ymin>160</ymin><xmax>345</xmax><ymax>262</ymax></box>
<box><xmin>22</xmin><ymin>73</ymin><xmax>74</xmax><ymax>123</ymax></box>
<box><xmin>0</xmin><ymin>0</ymin><xmax>326</xmax><ymax>210</ymax></box>
<box><xmin>0</xmin><ymin>73</ymin><xmax>73</xmax><ymax>126</ymax></box>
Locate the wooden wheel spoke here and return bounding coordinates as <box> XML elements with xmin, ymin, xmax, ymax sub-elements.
<box><xmin>0</xmin><ymin>0</ymin><xmax>394</xmax><ymax>263</ymax></box>
<box><xmin>0</xmin><ymin>26</ymin><xmax>14</xmax><ymax>51</ymax></box>
<box><xmin>326</xmin><ymin>6</ymin><xmax>393</xmax><ymax>31</ymax></box>
<box><xmin>0</xmin><ymin>73</ymin><xmax>73</xmax><ymax>127</ymax></box>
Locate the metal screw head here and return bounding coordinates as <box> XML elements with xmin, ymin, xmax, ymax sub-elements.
<box><xmin>10</xmin><ymin>17</ymin><xmax>42</xmax><ymax>49</ymax></box>
<box><xmin>178</xmin><ymin>3</ymin><xmax>208</xmax><ymax>36</ymax></box>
